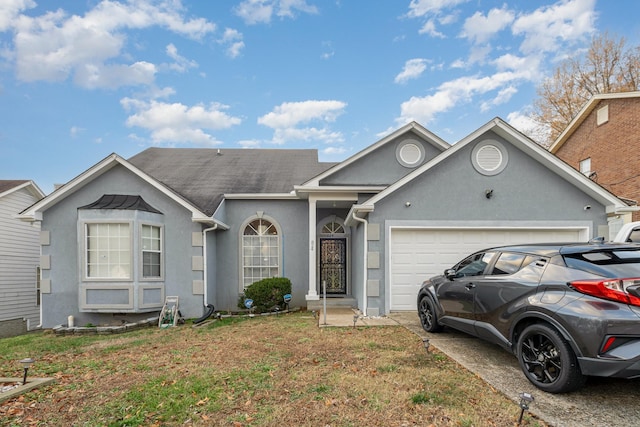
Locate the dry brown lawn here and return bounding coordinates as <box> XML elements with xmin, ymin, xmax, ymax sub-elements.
<box><xmin>0</xmin><ymin>312</ymin><xmax>547</xmax><ymax>426</ymax></box>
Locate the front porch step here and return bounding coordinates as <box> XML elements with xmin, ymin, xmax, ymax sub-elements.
<box><xmin>307</xmin><ymin>297</ymin><xmax>357</xmax><ymax>312</ymax></box>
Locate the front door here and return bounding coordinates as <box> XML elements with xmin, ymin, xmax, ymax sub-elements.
<box><xmin>319</xmin><ymin>238</ymin><xmax>347</xmax><ymax>294</ymax></box>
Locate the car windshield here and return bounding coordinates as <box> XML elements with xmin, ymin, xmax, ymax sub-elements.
<box><xmin>563</xmin><ymin>250</ymin><xmax>640</xmax><ymax>277</ymax></box>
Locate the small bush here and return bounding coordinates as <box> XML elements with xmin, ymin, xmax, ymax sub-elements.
<box><xmin>240</xmin><ymin>277</ymin><xmax>292</xmax><ymax>313</ymax></box>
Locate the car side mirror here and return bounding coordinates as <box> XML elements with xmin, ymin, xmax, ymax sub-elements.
<box><xmin>445</xmin><ymin>269</ymin><xmax>456</xmax><ymax>280</ymax></box>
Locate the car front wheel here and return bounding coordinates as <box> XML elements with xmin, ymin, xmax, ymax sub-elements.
<box><xmin>418</xmin><ymin>295</ymin><xmax>443</xmax><ymax>333</ymax></box>
<box><xmin>516</xmin><ymin>323</ymin><xmax>586</xmax><ymax>393</ymax></box>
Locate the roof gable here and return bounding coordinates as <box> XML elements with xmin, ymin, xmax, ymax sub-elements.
<box><xmin>350</xmin><ymin>117</ymin><xmax>629</xmax><ymax>219</ymax></box>
<box><xmin>18</xmin><ymin>154</ymin><xmax>217</xmax><ymax>224</ymax></box>
<box><xmin>0</xmin><ymin>180</ymin><xmax>45</xmax><ymax>200</ymax></box>
<box><xmin>549</xmin><ymin>91</ymin><xmax>640</xmax><ymax>153</ymax></box>
<box><xmin>302</xmin><ymin>121</ymin><xmax>449</xmax><ymax>187</ymax></box>
<box><xmin>19</xmin><ymin>148</ymin><xmax>333</xmax><ymax>222</ymax></box>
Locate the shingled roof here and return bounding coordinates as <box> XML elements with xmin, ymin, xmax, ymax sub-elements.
<box><xmin>128</xmin><ymin>148</ymin><xmax>335</xmax><ymax>216</ymax></box>
<box><xmin>0</xmin><ymin>180</ymin><xmax>29</xmax><ymax>194</ymax></box>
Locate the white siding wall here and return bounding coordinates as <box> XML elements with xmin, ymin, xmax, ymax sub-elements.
<box><xmin>0</xmin><ymin>188</ymin><xmax>41</xmax><ymax>329</ymax></box>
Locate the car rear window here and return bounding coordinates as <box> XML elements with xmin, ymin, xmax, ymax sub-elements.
<box><xmin>563</xmin><ymin>250</ymin><xmax>640</xmax><ymax>277</ymax></box>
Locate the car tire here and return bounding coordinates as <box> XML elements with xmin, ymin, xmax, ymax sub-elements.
<box><xmin>418</xmin><ymin>295</ymin><xmax>443</xmax><ymax>333</ymax></box>
<box><xmin>516</xmin><ymin>323</ymin><xmax>586</xmax><ymax>393</ymax></box>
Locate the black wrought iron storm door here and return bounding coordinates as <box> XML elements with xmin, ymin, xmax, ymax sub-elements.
<box><xmin>319</xmin><ymin>238</ymin><xmax>347</xmax><ymax>294</ymax></box>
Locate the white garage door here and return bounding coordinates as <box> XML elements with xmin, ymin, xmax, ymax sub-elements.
<box><xmin>389</xmin><ymin>228</ymin><xmax>584</xmax><ymax>311</ymax></box>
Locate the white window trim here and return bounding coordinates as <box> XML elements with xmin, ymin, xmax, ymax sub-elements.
<box><xmin>317</xmin><ymin>216</ymin><xmax>349</xmax><ymax>236</ymax></box>
<box><xmin>83</xmin><ymin>221</ymin><xmax>133</xmax><ymax>282</ymax></box>
<box><xmin>139</xmin><ymin>223</ymin><xmax>164</xmax><ymax>281</ymax></box>
<box><xmin>239</xmin><ymin>215</ymin><xmax>282</xmax><ymax>292</ymax></box>
<box><xmin>580</xmin><ymin>158</ymin><xmax>592</xmax><ymax>176</ymax></box>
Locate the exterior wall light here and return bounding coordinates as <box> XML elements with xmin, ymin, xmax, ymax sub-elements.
<box><xmin>405</xmin><ymin>201</ymin><xmax>411</xmax><ymax>207</ymax></box>
<box><xmin>19</xmin><ymin>358</ymin><xmax>35</xmax><ymax>385</ymax></box>
<box><xmin>485</xmin><ymin>189</ymin><xmax>493</xmax><ymax>199</ymax></box>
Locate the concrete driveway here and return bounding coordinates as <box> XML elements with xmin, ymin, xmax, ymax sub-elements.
<box><xmin>389</xmin><ymin>312</ymin><xmax>640</xmax><ymax>427</ymax></box>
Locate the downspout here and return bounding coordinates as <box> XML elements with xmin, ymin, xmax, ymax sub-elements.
<box><xmin>351</xmin><ymin>212</ymin><xmax>368</xmax><ymax>316</ymax></box>
<box><xmin>202</xmin><ymin>224</ymin><xmax>218</xmax><ymax>308</ymax></box>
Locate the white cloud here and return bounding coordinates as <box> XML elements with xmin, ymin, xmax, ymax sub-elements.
<box><xmin>407</xmin><ymin>0</ymin><xmax>469</xmax><ymax>18</ymax></box>
<box><xmin>395</xmin><ymin>58</ymin><xmax>428</xmax><ymax>84</ymax></box>
<box><xmin>218</xmin><ymin>28</ymin><xmax>244</xmax><ymax>58</ymax></box>
<box><xmin>277</xmin><ymin>0</ymin><xmax>318</xmax><ymax>18</ymax></box>
<box><xmin>70</xmin><ymin>126</ymin><xmax>84</xmax><ymax>138</ymax></box>
<box><xmin>121</xmin><ymin>98</ymin><xmax>241</xmax><ymax>145</ymax></box>
<box><xmin>322</xmin><ymin>146</ymin><xmax>346</xmax><ymax>155</ymax></box>
<box><xmin>258</xmin><ymin>100</ymin><xmax>347</xmax><ymax>144</ymax></box>
<box><xmin>234</xmin><ymin>0</ymin><xmax>272</xmax><ymax>25</ymax></box>
<box><xmin>480</xmin><ymin>86</ymin><xmax>517</xmax><ymax>112</ymax></box>
<box><xmin>259</xmin><ymin>100</ymin><xmax>346</xmax><ymax>128</ymax></box>
<box><xmin>75</xmin><ymin>61</ymin><xmax>157</xmax><ymax>89</ymax></box>
<box><xmin>321</xmin><ymin>41</ymin><xmax>334</xmax><ymax>60</ymax></box>
<box><xmin>450</xmin><ymin>58</ymin><xmax>465</xmax><ymax>68</ymax></box>
<box><xmin>396</xmin><ymin>71</ymin><xmax>527</xmax><ymax>125</ymax></box>
<box><xmin>237</xmin><ymin>139</ymin><xmax>262</xmax><ymax>148</ymax></box>
<box><xmin>507</xmin><ymin>110</ymin><xmax>550</xmax><ymax>144</ymax></box>
<box><xmin>9</xmin><ymin>0</ymin><xmax>214</xmax><ymax>88</ymax></box>
<box><xmin>396</xmin><ymin>1</ymin><xmax>592</xmax><ymax>126</ymax></box>
<box><xmin>271</xmin><ymin>127</ymin><xmax>344</xmax><ymax>145</ymax></box>
<box><xmin>165</xmin><ymin>43</ymin><xmax>198</xmax><ymax>72</ymax></box>
<box><xmin>0</xmin><ymin>0</ymin><xmax>35</xmax><ymax>32</ymax></box>
<box><xmin>235</xmin><ymin>0</ymin><xmax>317</xmax><ymax>25</ymax></box>
<box><xmin>461</xmin><ymin>7</ymin><xmax>514</xmax><ymax>44</ymax></box>
<box><xmin>512</xmin><ymin>0</ymin><xmax>596</xmax><ymax>54</ymax></box>
<box><xmin>418</xmin><ymin>19</ymin><xmax>444</xmax><ymax>37</ymax></box>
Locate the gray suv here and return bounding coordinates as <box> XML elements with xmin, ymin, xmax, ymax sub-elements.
<box><xmin>417</xmin><ymin>241</ymin><xmax>640</xmax><ymax>393</ymax></box>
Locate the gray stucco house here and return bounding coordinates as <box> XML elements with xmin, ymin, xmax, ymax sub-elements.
<box><xmin>18</xmin><ymin>118</ymin><xmax>635</xmax><ymax>328</ymax></box>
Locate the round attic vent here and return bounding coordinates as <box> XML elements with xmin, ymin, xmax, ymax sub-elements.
<box><xmin>396</xmin><ymin>139</ymin><xmax>425</xmax><ymax>168</ymax></box>
<box><xmin>472</xmin><ymin>140</ymin><xmax>508</xmax><ymax>176</ymax></box>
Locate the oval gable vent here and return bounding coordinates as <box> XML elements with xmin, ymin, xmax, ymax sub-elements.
<box><xmin>400</xmin><ymin>143</ymin><xmax>421</xmax><ymax>165</ymax></box>
<box><xmin>472</xmin><ymin>140</ymin><xmax>508</xmax><ymax>176</ymax></box>
<box><xmin>396</xmin><ymin>139</ymin><xmax>425</xmax><ymax>168</ymax></box>
<box><xmin>476</xmin><ymin>145</ymin><xmax>502</xmax><ymax>171</ymax></box>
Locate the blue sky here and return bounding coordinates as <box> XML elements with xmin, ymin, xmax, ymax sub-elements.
<box><xmin>1</xmin><ymin>0</ymin><xmax>639</xmax><ymax>194</ymax></box>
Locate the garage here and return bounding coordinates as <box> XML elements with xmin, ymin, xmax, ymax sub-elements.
<box><xmin>388</xmin><ymin>227</ymin><xmax>587</xmax><ymax>311</ymax></box>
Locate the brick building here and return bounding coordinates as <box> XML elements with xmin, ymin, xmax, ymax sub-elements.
<box><xmin>550</xmin><ymin>91</ymin><xmax>640</xmax><ymax>222</ymax></box>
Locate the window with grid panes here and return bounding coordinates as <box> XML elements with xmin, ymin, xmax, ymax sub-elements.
<box><xmin>242</xmin><ymin>219</ymin><xmax>279</xmax><ymax>288</ymax></box>
<box><xmin>141</xmin><ymin>224</ymin><xmax>162</xmax><ymax>278</ymax></box>
<box><xmin>86</xmin><ymin>223</ymin><xmax>131</xmax><ymax>279</ymax></box>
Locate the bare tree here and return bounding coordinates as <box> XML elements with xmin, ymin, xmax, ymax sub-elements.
<box><xmin>530</xmin><ymin>32</ymin><xmax>640</xmax><ymax>146</ymax></box>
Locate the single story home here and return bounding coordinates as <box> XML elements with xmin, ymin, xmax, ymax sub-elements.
<box><xmin>19</xmin><ymin>118</ymin><xmax>635</xmax><ymax>328</ymax></box>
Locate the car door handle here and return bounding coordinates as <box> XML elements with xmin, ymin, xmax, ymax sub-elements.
<box><xmin>465</xmin><ymin>283</ymin><xmax>476</xmax><ymax>290</ymax></box>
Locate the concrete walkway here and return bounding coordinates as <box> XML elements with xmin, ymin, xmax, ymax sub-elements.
<box><xmin>317</xmin><ymin>307</ymin><xmax>399</xmax><ymax>327</ymax></box>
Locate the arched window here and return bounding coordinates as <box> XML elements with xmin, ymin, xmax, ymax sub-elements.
<box><xmin>242</xmin><ymin>218</ymin><xmax>280</xmax><ymax>289</ymax></box>
<box><xmin>321</xmin><ymin>221</ymin><xmax>345</xmax><ymax>234</ymax></box>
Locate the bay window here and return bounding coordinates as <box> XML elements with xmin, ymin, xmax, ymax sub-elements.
<box><xmin>86</xmin><ymin>223</ymin><xmax>131</xmax><ymax>279</ymax></box>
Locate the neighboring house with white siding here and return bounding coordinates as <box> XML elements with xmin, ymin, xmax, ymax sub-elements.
<box><xmin>0</xmin><ymin>180</ymin><xmax>45</xmax><ymax>337</ymax></box>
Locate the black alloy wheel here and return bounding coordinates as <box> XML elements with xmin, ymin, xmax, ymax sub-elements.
<box><xmin>516</xmin><ymin>323</ymin><xmax>585</xmax><ymax>393</ymax></box>
<box><xmin>418</xmin><ymin>295</ymin><xmax>443</xmax><ymax>333</ymax></box>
